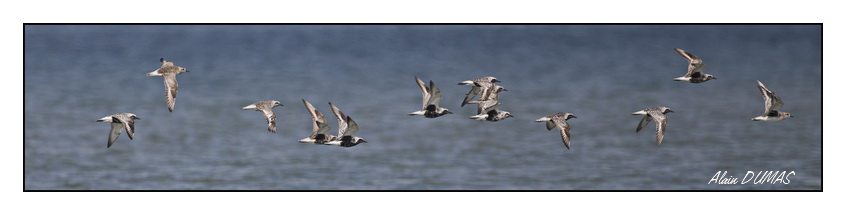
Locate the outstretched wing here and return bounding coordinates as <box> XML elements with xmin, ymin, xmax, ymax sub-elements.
<box><xmin>260</xmin><ymin>109</ymin><xmax>277</xmax><ymax>133</ymax></box>
<box><xmin>329</xmin><ymin>102</ymin><xmax>348</xmax><ymax>137</ymax></box>
<box><xmin>461</xmin><ymin>86</ymin><xmax>481</xmax><ymax>107</ymax></box>
<box><xmin>650</xmin><ymin>112</ymin><xmax>668</xmax><ymax>145</ymax></box>
<box><xmin>303</xmin><ymin>99</ymin><xmax>328</xmax><ymax>136</ymax></box>
<box><xmin>107</xmin><ymin>122</ymin><xmax>123</xmax><ymax>148</ymax></box>
<box><xmin>428</xmin><ymin>80</ymin><xmax>443</xmax><ymax>106</ymax></box>
<box><xmin>674</xmin><ymin>48</ymin><xmax>702</xmax><ymax>64</ymax></box>
<box><xmin>343</xmin><ymin>116</ymin><xmax>359</xmax><ymax>136</ymax></box>
<box><xmin>163</xmin><ymin>73</ymin><xmax>179</xmax><ymax>112</ymax></box>
<box><xmin>415</xmin><ymin>77</ymin><xmax>431</xmax><ymax>109</ymax></box>
<box><xmin>552</xmin><ymin>116</ymin><xmax>571</xmax><ymax>150</ymax></box>
<box><xmin>757</xmin><ymin>80</ymin><xmax>783</xmax><ymax>115</ymax></box>
<box><xmin>113</xmin><ymin>115</ymin><xmax>136</xmax><ymax>140</ymax></box>
<box><xmin>675</xmin><ymin>48</ymin><xmax>704</xmax><ymax>77</ymax></box>
<box><xmin>302</xmin><ymin>99</ymin><xmax>329</xmax><ymax>137</ymax></box>
<box><xmin>771</xmin><ymin>93</ymin><xmax>784</xmax><ymax>112</ymax></box>
<box><xmin>635</xmin><ymin>115</ymin><xmax>652</xmax><ymax>133</ymax></box>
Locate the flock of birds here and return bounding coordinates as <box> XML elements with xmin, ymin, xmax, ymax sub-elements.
<box><xmin>96</xmin><ymin>48</ymin><xmax>794</xmax><ymax>149</ymax></box>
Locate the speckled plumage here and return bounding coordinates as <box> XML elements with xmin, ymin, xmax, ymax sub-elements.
<box><xmin>146</xmin><ymin>58</ymin><xmax>189</xmax><ymax>112</ymax></box>
<box><xmin>673</xmin><ymin>48</ymin><xmax>716</xmax><ymax>83</ymax></box>
<box><xmin>752</xmin><ymin>80</ymin><xmax>793</xmax><ymax>122</ymax></box>
<box><xmin>242</xmin><ymin>100</ymin><xmax>283</xmax><ymax>133</ymax></box>
<box><xmin>632</xmin><ymin>107</ymin><xmax>673</xmax><ymax>145</ymax></box>
<box><xmin>535</xmin><ymin>112</ymin><xmax>577</xmax><ymax>150</ymax></box>
<box><xmin>96</xmin><ymin>113</ymin><xmax>140</xmax><ymax>148</ymax></box>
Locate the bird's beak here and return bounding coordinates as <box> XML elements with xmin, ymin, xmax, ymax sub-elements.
<box><xmin>571</xmin><ymin>115</ymin><xmax>577</xmax><ymax>118</ymax></box>
<box><xmin>667</xmin><ymin>110</ymin><xmax>674</xmax><ymax>113</ymax></box>
<box><xmin>135</xmin><ymin>117</ymin><xmax>141</xmax><ymax>120</ymax></box>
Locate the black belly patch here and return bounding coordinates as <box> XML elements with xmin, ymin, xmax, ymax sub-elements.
<box><xmin>424</xmin><ymin>112</ymin><xmax>435</xmax><ymax>118</ymax></box>
<box><xmin>768</xmin><ymin>111</ymin><xmax>779</xmax><ymax>117</ymax></box>
<box><xmin>340</xmin><ymin>135</ymin><xmax>359</xmax><ymax>147</ymax></box>
<box><xmin>486</xmin><ymin>110</ymin><xmax>498</xmax><ymax>121</ymax></box>
<box><xmin>424</xmin><ymin>105</ymin><xmax>438</xmax><ymax>118</ymax></box>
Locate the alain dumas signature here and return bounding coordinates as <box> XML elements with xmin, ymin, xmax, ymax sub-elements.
<box><xmin>709</xmin><ymin>171</ymin><xmax>796</xmax><ymax>185</ymax></box>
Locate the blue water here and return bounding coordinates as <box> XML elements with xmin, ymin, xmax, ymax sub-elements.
<box><xmin>24</xmin><ymin>25</ymin><xmax>821</xmax><ymax>190</ymax></box>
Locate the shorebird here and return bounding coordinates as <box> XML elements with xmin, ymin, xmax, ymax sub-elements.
<box><xmin>535</xmin><ymin>112</ymin><xmax>577</xmax><ymax>150</ymax></box>
<box><xmin>299</xmin><ymin>99</ymin><xmax>337</xmax><ymax>144</ymax></box>
<box><xmin>326</xmin><ymin>102</ymin><xmax>367</xmax><ymax>147</ymax></box>
<box><xmin>468</xmin><ymin>99</ymin><xmax>513</xmax><ymax>122</ymax></box>
<box><xmin>632</xmin><ymin>107</ymin><xmax>673</xmax><ymax>145</ymax></box>
<box><xmin>752</xmin><ymin>80</ymin><xmax>793</xmax><ymax>122</ymax></box>
<box><xmin>96</xmin><ymin>113</ymin><xmax>140</xmax><ymax>148</ymax></box>
<box><xmin>409</xmin><ymin>76</ymin><xmax>452</xmax><ymax>118</ymax></box>
<box><xmin>479</xmin><ymin>85</ymin><xmax>507</xmax><ymax>101</ymax></box>
<box><xmin>146</xmin><ymin>58</ymin><xmax>189</xmax><ymax>112</ymax></box>
<box><xmin>242</xmin><ymin>100</ymin><xmax>283</xmax><ymax>133</ymax></box>
<box><xmin>458</xmin><ymin>76</ymin><xmax>501</xmax><ymax>107</ymax></box>
<box><xmin>673</xmin><ymin>48</ymin><xmax>716</xmax><ymax>83</ymax></box>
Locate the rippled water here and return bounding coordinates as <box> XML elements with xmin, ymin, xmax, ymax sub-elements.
<box><xmin>24</xmin><ymin>25</ymin><xmax>821</xmax><ymax>190</ymax></box>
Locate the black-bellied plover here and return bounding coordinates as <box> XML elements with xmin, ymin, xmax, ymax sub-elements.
<box><xmin>326</xmin><ymin>102</ymin><xmax>367</xmax><ymax>147</ymax></box>
<box><xmin>632</xmin><ymin>106</ymin><xmax>673</xmax><ymax>145</ymax></box>
<box><xmin>752</xmin><ymin>80</ymin><xmax>793</xmax><ymax>122</ymax></box>
<box><xmin>458</xmin><ymin>76</ymin><xmax>500</xmax><ymax>107</ymax></box>
<box><xmin>479</xmin><ymin>85</ymin><xmax>507</xmax><ymax>101</ymax></box>
<box><xmin>242</xmin><ymin>100</ymin><xmax>283</xmax><ymax>133</ymax></box>
<box><xmin>468</xmin><ymin>99</ymin><xmax>513</xmax><ymax>122</ymax></box>
<box><xmin>146</xmin><ymin>58</ymin><xmax>189</xmax><ymax>112</ymax></box>
<box><xmin>535</xmin><ymin>112</ymin><xmax>577</xmax><ymax>150</ymax></box>
<box><xmin>299</xmin><ymin>99</ymin><xmax>337</xmax><ymax>144</ymax></box>
<box><xmin>96</xmin><ymin>113</ymin><xmax>140</xmax><ymax>148</ymax></box>
<box><xmin>673</xmin><ymin>48</ymin><xmax>716</xmax><ymax>83</ymax></box>
<box><xmin>409</xmin><ymin>76</ymin><xmax>452</xmax><ymax>118</ymax></box>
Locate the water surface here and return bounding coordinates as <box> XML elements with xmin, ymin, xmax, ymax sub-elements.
<box><xmin>24</xmin><ymin>25</ymin><xmax>822</xmax><ymax>190</ymax></box>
